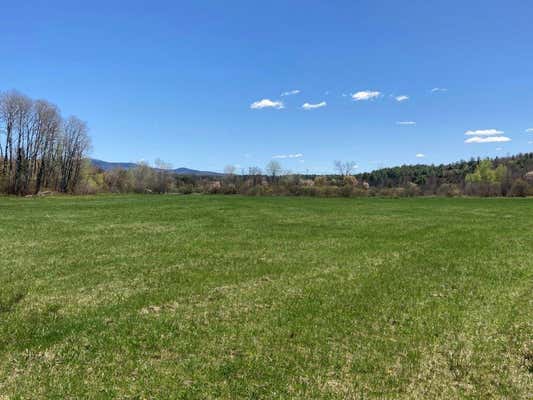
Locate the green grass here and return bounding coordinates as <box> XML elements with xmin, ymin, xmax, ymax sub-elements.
<box><xmin>0</xmin><ymin>195</ymin><xmax>532</xmax><ymax>399</ymax></box>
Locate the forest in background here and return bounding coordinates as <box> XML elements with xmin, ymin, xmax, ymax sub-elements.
<box><xmin>83</xmin><ymin>153</ymin><xmax>533</xmax><ymax>197</ymax></box>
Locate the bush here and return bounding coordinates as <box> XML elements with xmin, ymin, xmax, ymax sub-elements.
<box><xmin>343</xmin><ymin>175</ymin><xmax>358</xmax><ymax>187</ymax></box>
<box><xmin>296</xmin><ymin>186</ymin><xmax>319</xmax><ymax>197</ymax></box>
<box><xmin>76</xmin><ymin>176</ymin><xmax>103</xmax><ymax>194</ymax></box>
<box><xmin>510</xmin><ymin>179</ymin><xmax>528</xmax><ymax>197</ymax></box>
<box><xmin>465</xmin><ymin>182</ymin><xmax>500</xmax><ymax>197</ymax></box>
<box><xmin>404</xmin><ymin>182</ymin><xmax>421</xmax><ymax>197</ymax></box>
<box><xmin>339</xmin><ymin>185</ymin><xmax>354</xmax><ymax>197</ymax></box>
<box><xmin>242</xmin><ymin>185</ymin><xmax>272</xmax><ymax>196</ymax></box>
<box><xmin>376</xmin><ymin>187</ymin><xmax>406</xmax><ymax>198</ymax></box>
<box><xmin>314</xmin><ymin>176</ymin><xmax>328</xmax><ymax>186</ymax></box>
<box><xmin>178</xmin><ymin>184</ymin><xmax>194</xmax><ymax>194</ymax></box>
<box><xmin>219</xmin><ymin>184</ymin><xmax>237</xmax><ymax>195</ymax></box>
<box><xmin>437</xmin><ymin>183</ymin><xmax>461</xmax><ymax>197</ymax></box>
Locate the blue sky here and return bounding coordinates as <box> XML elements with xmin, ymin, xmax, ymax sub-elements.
<box><xmin>1</xmin><ymin>0</ymin><xmax>532</xmax><ymax>173</ymax></box>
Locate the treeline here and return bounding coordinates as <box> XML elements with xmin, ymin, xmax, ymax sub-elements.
<box><xmin>0</xmin><ymin>90</ymin><xmax>90</xmax><ymax>195</ymax></box>
<box><xmin>82</xmin><ymin>154</ymin><xmax>533</xmax><ymax>197</ymax></box>
<box><xmin>2</xmin><ymin>89</ymin><xmax>531</xmax><ymax>197</ymax></box>
<box><xmin>356</xmin><ymin>153</ymin><xmax>533</xmax><ymax>196</ymax></box>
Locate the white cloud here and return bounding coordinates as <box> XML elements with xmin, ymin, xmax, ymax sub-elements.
<box><xmin>250</xmin><ymin>99</ymin><xmax>284</xmax><ymax>109</ymax></box>
<box><xmin>464</xmin><ymin>129</ymin><xmax>504</xmax><ymax>136</ymax></box>
<box><xmin>281</xmin><ymin>89</ymin><xmax>300</xmax><ymax>97</ymax></box>
<box><xmin>395</xmin><ymin>95</ymin><xmax>409</xmax><ymax>102</ymax></box>
<box><xmin>465</xmin><ymin>136</ymin><xmax>511</xmax><ymax>144</ymax></box>
<box><xmin>431</xmin><ymin>87</ymin><xmax>448</xmax><ymax>93</ymax></box>
<box><xmin>529</xmin><ymin>141</ymin><xmax>533</xmax><ymax>144</ymax></box>
<box><xmin>302</xmin><ymin>101</ymin><xmax>327</xmax><ymax>110</ymax></box>
<box><xmin>495</xmin><ymin>147</ymin><xmax>503</xmax><ymax>151</ymax></box>
<box><xmin>352</xmin><ymin>90</ymin><xmax>381</xmax><ymax>101</ymax></box>
<box><xmin>526</xmin><ymin>128</ymin><xmax>533</xmax><ymax>133</ymax></box>
<box><xmin>396</xmin><ymin>121</ymin><xmax>416</xmax><ymax>126</ymax></box>
<box><xmin>415</xmin><ymin>153</ymin><xmax>425</xmax><ymax>158</ymax></box>
<box><xmin>272</xmin><ymin>153</ymin><xmax>303</xmax><ymax>159</ymax></box>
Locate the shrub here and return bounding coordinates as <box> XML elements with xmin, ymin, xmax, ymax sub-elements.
<box><xmin>465</xmin><ymin>182</ymin><xmax>500</xmax><ymax>197</ymax></box>
<box><xmin>297</xmin><ymin>186</ymin><xmax>319</xmax><ymax>197</ymax></box>
<box><xmin>310</xmin><ymin>185</ymin><xmax>339</xmax><ymax>197</ymax></box>
<box><xmin>404</xmin><ymin>182</ymin><xmax>421</xmax><ymax>197</ymax></box>
<box><xmin>343</xmin><ymin>175</ymin><xmax>358</xmax><ymax>187</ymax></box>
<box><xmin>314</xmin><ymin>176</ymin><xmax>328</xmax><ymax>186</ymax></box>
<box><xmin>510</xmin><ymin>179</ymin><xmax>528</xmax><ymax>197</ymax></box>
<box><xmin>437</xmin><ymin>183</ymin><xmax>461</xmax><ymax>197</ymax></box>
<box><xmin>339</xmin><ymin>185</ymin><xmax>354</xmax><ymax>197</ymax></box>
<box><xmin>178</xmin><ymin>184</ymin><xmax>194</xmax><ymax>195</ymax></box>
<box><xmin>219</xmin><ymin>184</ymin><xmax>237</xmax><ymax>195</ymax></box>
<box><xmin>351</xmin><ymin>188</ymin><xmax>368</xmax><ymax>197</ymax></box>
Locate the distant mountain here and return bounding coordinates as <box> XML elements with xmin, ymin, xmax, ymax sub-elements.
<box><xmin>172</xmin><ymin>167</ymin><xmax>223</xmax><ymax>176</ymax></box>
<box><xmin>90</xmin><ymin>159</ymin><xmax>138</xmax><ymax>171</ymax></box>
<box><xmin>90</xmin><ymin>159</ymin><xmax>223</xmax><ymax>176</ymax></box>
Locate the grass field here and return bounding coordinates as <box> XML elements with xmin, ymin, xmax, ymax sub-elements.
<box><xmin>0</xmin><ymin>195</ymin><xmax>532</xmax><ymax>399</ymax></box>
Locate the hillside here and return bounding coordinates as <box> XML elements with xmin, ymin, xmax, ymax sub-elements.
<box><xmin>90</xmin><ymin>159</ymin><xmax>222</xmax><ymax>176</ymax></box>
<box><xmin>355</xmin><ymin>152</ymin><xmax>533</xmax><ymax>190</ymax></box>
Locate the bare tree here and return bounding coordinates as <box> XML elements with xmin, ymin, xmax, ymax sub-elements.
<box><xmin>248</xmin><ymin>166</ymin><xmax>262</xmax><ymax>186</ymax></box>
<box><xmin>224</xmin><ymin>164</ymin><xmax>237</xmax><ymax>175</ymax></box>
<box><xmin>132</xmin><ymin>161</ymin><xmax>154</xmax><ymax>193</ymax></box>
<box><xmin>248</xmin><ymin>166</ymin><xmax>262</xmax><ymax>175</ymax></box>
<box><xmin>34</xmin><ymin>100</ymin><xmax>61</xmax><ymax>193</ymax></box>
<box><xmin>105</xmin><ymin>168</ymin><xmax>134</xmax><ymax>193</ymax></box>
<box><xmin>0</xmin><ymin>91</ymin><xmax>33</xmax><ymax>194</ymax></box>
<box><xmin>223</xmin><ymin>164</ymin><xmax>237</xmax><ymax>184</ymax></box>
<box><xmin>266</xmin><ymin>160</ymin><xmax>282</xmax><ymax>183</ymax></box>
<box><xmin>0</xmin><ymin>92</ymin><xmax>16</xmax><ymax>181</ymax></box>
<box><xmin>334</xmin><ymin>160</ymin><xmax>357</xmax><ymax>177</ymax></box>
<box><xmin>0</xmin><ymin>126</ymin><xmax>4</xmax><ymax>162</ymax></box>
<box><xmin>154</xmin><ymin>158</ymin><xmax>174</xmax><ymax>193</ymax></box>
<box><xmin>0</xmin><ymin>90</ymin><xmax>90</xmax><ymax>195</ymax></box>
<box><xmin>58</xmin><ymin>116</ymin><xmax>91</xmax><ymax>193</ymax></box>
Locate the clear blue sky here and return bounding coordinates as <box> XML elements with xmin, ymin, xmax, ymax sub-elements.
<box><xmin>2</xmin><ymin>1</ymin><xmax>532</xmax><ymax>173</ymax></box>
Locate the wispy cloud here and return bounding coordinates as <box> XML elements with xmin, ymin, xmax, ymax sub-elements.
<box><xmin>272</xmin><ymin>153</ymin><xmax>303</xmax><ymax>159</ymax></box>
<box><xmin>465</xmin><ymin>129</ymin><xmax>503</xmax><ymax>136</ymax></box>
<box><xmin>463</xmin><ymin>129</ymin><xmax>511</xmax><ymax>144</ymax></box>
<box><xmin>396</xmin><ymin>121</ymin><xmax>416</xmax><ymax>126</ymax></box>
<box><xmin>465</xmin><ymin>136</ymin><xmax>511</xmax><ymax>144</ymax></box>
<box><xmin>281</xmin><ymin>89</ymin><xmax>300</xmax><ymax>97</ymax></box>
<box><xmin>526</xmin><ymin>128</ymin><xmax>533</xmax><ymax>133</ymax></box>
<box><xmin>352</xmin><ymin>90</ymin><xmax>381</xmax><ymax>101</ymax></box>
<box><xmin>250</xmin><ymin>99</ymin><xmax>284</xmax><ymax>109</ymax></box>
<box><xmin>415</xmin><ymin>153</ymin><xmax>425</xmax><ymax>158</ymax></box>
<box><xmin>431</xmin><ymin>87</ymin><xmax>448</xmax><ymax>93</ymax></box>
<box><xmin>302</xmin><ymin>101</ymin><xmax>327</xmax><ymax>110</ymax></box>
<box><xmin>395</xmin><ymin>95</ymin><xmax>409</xmax><ymax>102</ymax></box>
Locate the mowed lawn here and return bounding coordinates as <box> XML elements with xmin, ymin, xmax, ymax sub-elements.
<box><xmin>0</xmin><ymin>195</ymin><xmax>532</xmax><ymax>399</ymax></box>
